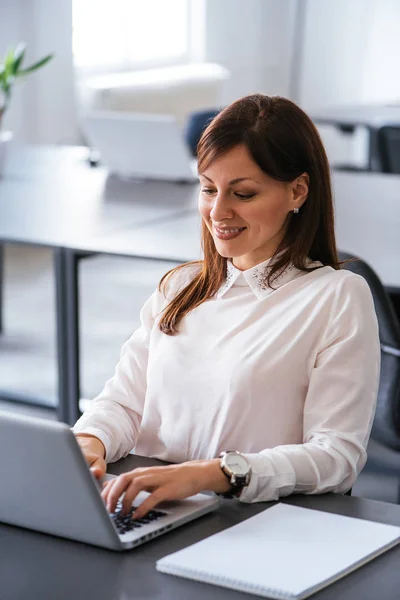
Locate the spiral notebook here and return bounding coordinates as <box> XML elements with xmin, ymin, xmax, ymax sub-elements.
<box><xmin>156</xmin><ymin>502</ymin><xmax>400</xmax><ymax>599</ymax></box>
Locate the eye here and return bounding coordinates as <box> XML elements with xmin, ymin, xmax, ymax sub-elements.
<box><xmin>201</xmin><ymin>188</ymin><xmax>216</xmax><ymax>195</ymax></box>
<box><xmin>235</xmin><ymin>192</ymin><xmax>256</xmax><ymax>200</ymax></box>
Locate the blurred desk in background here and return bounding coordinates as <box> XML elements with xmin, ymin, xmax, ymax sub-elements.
<box><xmin>0</xmin><ymin>145</ymin><xmax>198</xmax><ymax>247</ymax></box>
<box><xmin>312</xmin><ymin>104</ymin><xmax>400</xmax><ymax>129</ymax></box>
<box><xmin>333</xmin><ymin>170</ymin><xmax>400</xmax><ymax>288</ymax></box>
<box><xmin>0</xmin><ymin>145</ymin><xmax>199</xmax><ymax>416</ymax></box>
<box><xmin>312</xmin><ymin>104</ymin><xmax>400</xmax><ymax>172</ymax></box>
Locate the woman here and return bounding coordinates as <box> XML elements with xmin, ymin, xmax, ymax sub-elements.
<box><xmin>73</xmin><ymin>94</ymin><xmax>380</xmax><ymax>520</ymax></box>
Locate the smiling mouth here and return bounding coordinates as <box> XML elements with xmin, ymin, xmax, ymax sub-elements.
<box><xmin>213</xmin><ymin>226</ymin><xmax>246</xmax><ymax>240</ymax></box>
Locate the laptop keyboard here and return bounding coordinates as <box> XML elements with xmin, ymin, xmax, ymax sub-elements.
<box><xmin>110</xmin><ymin>506</ymin><xmax>167</xmax><ymax>535</ymax></box>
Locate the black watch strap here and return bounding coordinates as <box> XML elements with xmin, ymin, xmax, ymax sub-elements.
<box><xmin>216</xmin><ymin>487</ymin><xmax>242</xmax><ymax>499</ymax></box>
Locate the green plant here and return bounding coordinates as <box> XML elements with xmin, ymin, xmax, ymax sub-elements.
<box><xmin>0</xmin><ymin>43</ymin><xmax>53</xmax><ymax>129</ymax></box>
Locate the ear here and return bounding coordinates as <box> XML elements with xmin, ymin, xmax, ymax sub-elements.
<box><xmin>290</xmin><ymin>172</ymin><xmax>309</xmax><ymax>211</ymax></box>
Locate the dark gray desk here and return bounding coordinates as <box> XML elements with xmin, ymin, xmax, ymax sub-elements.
<box><xmin>312</xmin><ymin>104</ymin><xmax>400</xmax><ymax>171</ymax></box>
<box><xmin>1</xmin><ymin>454</ymin><xmax>400</xmax><ymax>600</ymax></box>
<box><xmin>0</xmin><ymin>145</ymin><xmax>198</xmax><ymax>415</ymax></box>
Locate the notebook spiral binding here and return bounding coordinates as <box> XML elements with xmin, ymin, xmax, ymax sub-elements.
<box><xmin>165</xmin><ymin>565</ymin><xmax>292</xmax><ymax>600</ymax></box>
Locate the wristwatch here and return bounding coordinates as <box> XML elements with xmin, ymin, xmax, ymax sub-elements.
<box><xmin>219</xmin><ymin>451</ymin><xmax>252</xmax><ymax>497</ymax></box>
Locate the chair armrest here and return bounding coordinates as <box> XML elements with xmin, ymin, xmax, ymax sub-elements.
<box><xmin>381</xmin><ymin>344</ymin><xmax>400</xmax><ymax>357</ymax></box>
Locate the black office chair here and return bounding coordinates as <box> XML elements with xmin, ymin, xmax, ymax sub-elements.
<box><xmin>377</xmin><ymin>125</ymin><xmax>400</xmax><ymax>174</ymax></box>
<box><xmin>184</xmin><ymin>108</ymin><xmax>222</xmax><ymax>157</ymax></box>
<box><xmin>339</xmin><ymin>251</ymin><xmax>400</xmax><ymax>498</ymax></box>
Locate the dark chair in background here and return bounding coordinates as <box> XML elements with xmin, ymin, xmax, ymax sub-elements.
<box><xmin>377</xmin><ymin>125</ymin><xmax>400</xmax><ymax>174</ymax></box>
<box><xmin>339</xmin><ymin>251</ymin><xmax>400</xmax><ymax>500</ymax></box>
<box><xmin>184</xmin><ymin>108</ymin><xmax>221</xmax><ymax>157</ymax></box>
<box><xmin>333</xmin><ymin>164</ymin><xmax>371</xmax><ymax>172</ymax></box>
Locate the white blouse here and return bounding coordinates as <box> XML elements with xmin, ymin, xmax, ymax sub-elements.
<box><xmin>73</xmin><ymin>257</ymin><xmax>381</xmax><ymax>503</ymax></box>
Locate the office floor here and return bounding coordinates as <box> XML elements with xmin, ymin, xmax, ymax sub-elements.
<box><xmin>0</xmin><ymin>244</ymin><xmax>399</xmax><ymax>504</ymax></box>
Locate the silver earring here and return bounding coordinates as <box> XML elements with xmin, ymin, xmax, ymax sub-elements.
<box><xmin>293</xmin><ymin>207</ymin><xmax>299</xmax><ymax>214</ymax></box>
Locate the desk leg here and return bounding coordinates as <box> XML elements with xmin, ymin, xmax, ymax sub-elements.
<box><xmin>368</xmin><ymin>127</ymin><xmax>382</xmax><ymax>172</ymax></box>
<box><xmin>0</xmin><ymin>244</ymin><xmax>3</xmax><ymax>334</ymax></box>
<box><xmin>54</xmin><ymin>248</ymin><xmax>81</xmax><ymax>425</ymax></box>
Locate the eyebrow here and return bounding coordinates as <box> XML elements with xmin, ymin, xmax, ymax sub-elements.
<box><xmin>200</xmin><ymin>174</ymin><xmax>260</xmax><ymax>185</ymax></box>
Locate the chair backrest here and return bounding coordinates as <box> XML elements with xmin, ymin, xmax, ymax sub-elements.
<box><xmin>377</xmin><ymin>125</ymin><xmax>400</xmax><ymax>174</ymax></box>
<box><xmin>184</xmin><ymin>108</ymin><xmax>222</xmax><ymax>157</ymax></box>
<box><xmin>338</xmin><ymin>251</ymin><xmax>400</xmax><ymax>450</ymax></box>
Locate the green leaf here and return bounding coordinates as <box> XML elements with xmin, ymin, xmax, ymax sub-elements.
<box><xmin>12</xmin><ymin>43</ymin><xmax>27</xmax><ymax>75</ymax></box>
<box><xmin>3</xmin><ymin>74</ymin><xmax>14</xmax><ymax>91</ymax></box>
<box><xmin>17</xmin><ymin>53</ymin><xmax>54</xmax><ymax>76</ymax></box>
<box><xmin>4</xmin><ymin>48</ymin><xmax>15</xmax><ymax>77</ymax></box>
<box><xmin>0</xmin><ymin>65</ymin><xmax>14</xmax><ymax>96</ymax></box>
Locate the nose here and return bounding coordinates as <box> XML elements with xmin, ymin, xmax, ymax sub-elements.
<box><xmin>209</xmin><ymin>193</ymin><xmax>234</xmax><ymax>222</ymax></box>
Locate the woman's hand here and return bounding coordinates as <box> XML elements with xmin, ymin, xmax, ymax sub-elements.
<box><xmin>101</xmin><ymin>459</ymin><xmax>231</xmax><ymax>519</ymax></box>
<box><xmin>75</xmin><ymin>434</ymin><xmax>107</xmax><ymax>479</ymax></box>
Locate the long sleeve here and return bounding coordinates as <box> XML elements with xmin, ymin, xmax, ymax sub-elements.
<box><xmin>72</xmin><ymin>289</ymin><xmax>162</xmax><ymax>463</ymax></box>
<box><xmin>240</xmin><ymin>274</ymin><xmax>381</xmax><ymax>503</ymax></box>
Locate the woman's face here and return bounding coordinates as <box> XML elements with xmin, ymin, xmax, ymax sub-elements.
<box><xmin>198</xmin><ymin>144</ymin><xmax>308</xmax><ymax>271</ymax></box>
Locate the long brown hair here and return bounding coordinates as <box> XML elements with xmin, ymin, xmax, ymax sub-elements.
<box><xmin>159</xmin><ymin>94</ymin><xmax>339</xmax><ymax>335</ymax></box>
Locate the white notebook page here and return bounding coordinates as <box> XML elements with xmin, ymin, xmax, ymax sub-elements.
<box><xmin>157</xmin><ymin>503</ymin><xmax>400</xmax><ymax>599</ymax></box>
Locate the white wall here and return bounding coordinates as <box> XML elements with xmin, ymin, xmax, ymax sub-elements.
<box><xmin>298</xmin><ymin>0</ymin><xmax>400</xmax><ymax>165</ymax></box>
<box><xmin>299</xmin><ymin>0</ymin><xmax>369</xmax><ymax>112</ymax></box>
<box><xmin>360</xmin><ymin>0</ymin><xmax>400</xmax><ymax>103</ymax></box>
<box><xmin>0</xmin><ymin>0</ymin><xmax>79</xmax><ymax>144</ymax></box>
<box><xmin>203</xmin><ymin>0</ymin><xmax>298</xmax><ymax>105</ymax></box>
<box><xmin>300</xmin><ymin>0</ymin><xmax>400</xmax><ymax>110</ymax></box>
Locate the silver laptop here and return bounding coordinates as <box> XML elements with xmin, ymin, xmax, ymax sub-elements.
<box><xmin>80</xmin><ymin>110</ymin><xmax>198</xmax><ymax>182</ymax></box>
<box><xmin>0</xmin><ymin>411</ymin><xmax>219</xmax><ymax>551</ymax></box>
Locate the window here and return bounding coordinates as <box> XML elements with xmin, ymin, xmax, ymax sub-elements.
<box><xmin>73</xmin><ymin>0</ymin><xmax>190</xmax><ymax>71</ymax></box>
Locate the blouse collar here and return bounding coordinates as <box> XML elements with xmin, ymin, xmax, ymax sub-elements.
<box><xmin>216</xmin><ymin>257</ymin><xmax>317</xmax><ymax>300</ymax></box>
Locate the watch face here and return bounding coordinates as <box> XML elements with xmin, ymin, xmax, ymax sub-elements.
<box><xmin>225</xmin><ymin>452</ymin><xmax>249</xmax><ymax>476</ymax></box>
